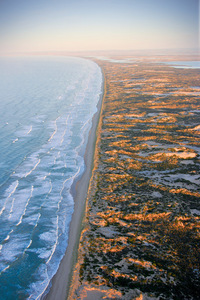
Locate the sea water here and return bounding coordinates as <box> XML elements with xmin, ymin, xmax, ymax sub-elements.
<box><xmin>0</xmin><ymin>56</ymin><xmax>102</xmax><ymax>299</ymax></box>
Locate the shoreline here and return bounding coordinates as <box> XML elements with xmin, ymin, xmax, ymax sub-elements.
<box><xmin>43</xmin><ymin>62</ymin><xmax>104</xmax><ymax>300</ymax></box>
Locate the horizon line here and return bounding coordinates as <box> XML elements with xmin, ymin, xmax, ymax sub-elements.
<box><xmin>1</xmin><ymin>47</ymin><xmax>200</xmax><ymax>57</ymax></box>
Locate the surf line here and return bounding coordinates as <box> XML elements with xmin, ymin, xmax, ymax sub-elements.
<box><xmin>24</xmin><ymin>159</ymin><xmax>41</xmax><ymax>178</ymax></box>
<box><xmin>0</xmin><ymin>181</ymin><xmax>19</xmax><ymax>217</ymax></box>
<box><xmin>48</xmin><ymin>116</ymin><xmax>60</xmax><ymax>142</ymax></box>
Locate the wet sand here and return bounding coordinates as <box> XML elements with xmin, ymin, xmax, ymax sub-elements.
<box><xmin>43</xmin><ymin>66</ymin><xmax>104</xmax><ymax>300</ymax></box>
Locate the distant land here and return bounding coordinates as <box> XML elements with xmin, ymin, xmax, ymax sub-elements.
<box><xmin>66</xmin><ymin>53</ymin><xmax>200</xmax><ymax>300</ymax></box>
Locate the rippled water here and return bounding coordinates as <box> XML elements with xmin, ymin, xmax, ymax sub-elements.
<box><xmin>0</xmin><ymin>56</ymin><xmax>102</xmax><ymax>299</ymax></box>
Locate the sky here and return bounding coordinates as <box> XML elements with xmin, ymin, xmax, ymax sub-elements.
<box><xmin>0</xmin><ymin>0</ymin><xmax>199</xmax><ymax>53</ymax></box>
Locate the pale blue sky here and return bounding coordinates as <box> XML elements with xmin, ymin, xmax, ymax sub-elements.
<box><xmin>0</xmin><ymin>0</ymin><xmax>199</xmax><ymax>53</ymax></box>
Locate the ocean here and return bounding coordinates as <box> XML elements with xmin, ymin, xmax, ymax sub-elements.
<box><xmin>0</xmin><ymin>56</ymin><xmax>102</xmax><ymax>299</ymax></box>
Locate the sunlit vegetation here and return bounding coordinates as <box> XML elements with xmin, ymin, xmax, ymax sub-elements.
<box><xmin>76</xmin><ymin>58</ymin><xmax>200</xmax><ymax>299</ymax></box>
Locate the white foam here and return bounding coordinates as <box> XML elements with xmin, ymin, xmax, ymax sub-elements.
<box><xmin>8</xmin><ymin>187</ymin><xmax>34</xmax><ymax>224</ymax></box>
<box><xmin>0</xmin><ymin>180</ymin><xmax>19</xmax><ymax>217</ymax></box>
<box><xmin>8</xmin><ymin>197</ymin><xmax>15</xmax><ymax>218</ymax></box>
<box><xmin>15</xmin><ymin>125</ymin><xmax>33</xmax><ymax>138</ymax></box>
<box><xmin>60</xmin><ymin>116</ymin><xmax>69</xmax><ymax>146</ymax></box>
<box><xmin>24</xmin><ymin>239</ymin><xmax>32</xmax><ymax>253</ymax></box>
<box><xmin>27</xmin><ymin>125</ymin><xmax>32</xmax><ymax>135</ymax></box>
<box><xmin>37</xmin><ymin>248</ymin><xmax>52</xmax><ymax>259</ymax></box>
<box><xmin>48</xmin><ymin>116</ymin><xmax>60</xmax><ymax>142</ymax></box>
<box><xmin>0</xmin><ymin>264</ymin><xmax>10</xmax><ymax>275</ymax></box>
<box><xmin>0</xmin><ymin>233</ymin><xmax>30</xmax><ymax>264</ymax></box>
<box><xmin>12</xmin><ymin>153</ymin><xmax>41</xmax><ymax>179</ymax></box>
<box><xmin>46</xmin><ymin>219</ymin><xmax>59</xmax><ymax>264</ymax></box>
<box><xmin>24</xmin><ymin>159</ymin><xmax>41</xmax><ymax>178</ymax></box>
<box><xmin>12</xmin><ymin>138</ymin><xmax>18</xmax><ymax>143</ymax></box>
<box><xmin>16</xmin><ymin>185</ymin><xmax>34</xmax><ymax>226</ymax></box>
<box><xmin>22</xmin><ymin>213</ymin><xmax>40</xmax><ymax>226</ymax></box>
<box><xmin>39</xmin><ymin>231</ymin><xmax>56</xmax><ymax>242</ymax></box>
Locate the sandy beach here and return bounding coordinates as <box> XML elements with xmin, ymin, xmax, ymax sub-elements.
<box><xmin>43</xmin><ymin>64</ymin><xmax>104</xmax><ymax>300</ymax></box>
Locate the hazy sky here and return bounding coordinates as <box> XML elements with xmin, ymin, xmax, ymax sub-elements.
<box><xmin>0</xmin><ymin>0</ymin><xmax>199</xmax><ymax>53</ymax></box>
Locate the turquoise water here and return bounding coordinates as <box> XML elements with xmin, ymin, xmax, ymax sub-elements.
<box><xmin>0</xmin><ymin>56</ymin><xmax>102</xmax><ymax>299</ymax></box>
